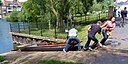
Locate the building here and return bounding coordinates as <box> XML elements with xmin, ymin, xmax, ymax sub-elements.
<box><xmin>116</xmin><ymin>0</ymin><xmax>128</xmax><ymax>3</ymax></box>
<box><xmin>116</xmin><ymin>0</ymin><xmax>128</xmax><ymax>10</ymax></box>
<box><xmin>0</xmin><ymin>0</ymin><xmax>27</xmax><ymax>19</ymax></box>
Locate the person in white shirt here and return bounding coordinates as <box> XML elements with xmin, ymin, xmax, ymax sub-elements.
<box><xmin>116</xmin><ymin>7</ymin><xmax>121</xmax><ymax>17</ymax></box>
<box><xmin>63</xmin><ymin>27</ymin><xmax>81</xmax><ymax>52</ymax></box>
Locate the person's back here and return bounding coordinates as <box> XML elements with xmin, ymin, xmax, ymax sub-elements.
<box><xmin>63</xmin><ymin>28</ymin><xmax>81</xmax><ymax>52</ymax></box>
<box><xmin>123</xmin><ymin>10</ymin><xmax>127</xmax><ymax>17</ymax></box>
<box><xmin>68</xmin><ymin>28</ymin><xmax>78</xmax><ymax>37</ymax></box>
<box><xmin>88</xmin><ymin>24</ymin><xmax>101</xmax><ymax>35</ymax></box>
<box><xmin>84</xmin><ymin>21</ymin><xmax>102</xmax><ymax>50</ymax></box>
<box><xmin>121</xmin><ymin>10</ymin><xmax>124</xmax><ymax>17</ymax></box>
<box><xmin>116</xmin><ymin>9</ymin><xmax>121</xmax><ymax>17</ymax></box>
<box><xmin>121</xmin><ymin>7</ymin><xmax>127</xmax><ymax>18</ymax></box>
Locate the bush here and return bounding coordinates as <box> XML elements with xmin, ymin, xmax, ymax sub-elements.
<box><xmin>0</xmin><ymin>56</ymin><xmax>6</xmax><ymax>62</ymax></box>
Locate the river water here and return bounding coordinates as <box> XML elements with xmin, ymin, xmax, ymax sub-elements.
<box><xmin>0</xmin><ymin>20</ymin><xmax>13</xmax><ymax>54</ymax></box>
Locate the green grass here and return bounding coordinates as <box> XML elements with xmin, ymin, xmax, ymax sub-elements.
<box><xmin>74</xmin><ymin>13</ymin><xmax>107</xmax><ymax>22</ymax></box>
<box><xmin>38</xmin><ymin>60</ymin><xmax>82</xmax><ymax>64</ymax></box>
<box><xmin>77</xmin><ymin>25</ymin><xmax>102</xmax><ymax>45</ymax></box>
<box><xmin>19</xmin><ymin>13</ymin><xmax>106</xmax><ymax>45</ymax></box>
<box><xmin>20</xmin><ymin>25</ymin><xmax>102</xmax><ymax>45</ymax></box>
<box><xmin>21</xmin><ymin>29</ymin><xmax>67</xmax><ymax>38</ymax></box>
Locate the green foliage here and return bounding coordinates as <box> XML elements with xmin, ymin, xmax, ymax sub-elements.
<box><xmin>96</xmin><ymin>0</ymin><xmax>104</xmax><ymax>3</ymax></box>
<box><xmin>38</xmin><ymin>60</ymin><xmax>81</xmax><ymax>64</ymax></box>
<box><xmin>0</xmin><ymin>0</ymin><xmax>2</xmax><ymax>6</ymax></box>
<box><xmin>81</xmin><ymin>0</ymin><xmax>93</xmax><ymax>14</ymax></box>
<box><xmin>0</xmin><ymin>56</ymin><xmax>6</xmax><ymax>62</ymax></box>
<box><xmin>91</xmin><ymin>3</ymin><xmax>103</xmax><ymax>11</ymax></box>
<box><xmin>5</xmin><ymin>11</ymin><xmax>19</xmax><ymax>22</ymax></box>
<box><xmin>23</xmin><ymin>0</ymin><xmax>48</xmax><ymax>22</ymax></box>
<box><xmin>90</xmin><ymin>0</ymin><xmax>115</xmax><ymax>12</ymax></box>
<box><xmin>4</xmin><ymin>11</ymin><xmax>28</xmax><ymax>22</ymax></box>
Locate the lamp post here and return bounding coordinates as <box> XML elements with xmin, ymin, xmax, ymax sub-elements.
<box><xmin>65</xmin><ymin>29</ymin><xmax>68</xmax><ymax>39</ymax></box>
<box><xmin>99</xmin><ymin>11</ymin><xmax>101</xmax><ymax>20</ymax></box>
<box><xmin>55</xmin><ymin>19</ymin><xmax>57</xmax><ymax>39</ymax></box>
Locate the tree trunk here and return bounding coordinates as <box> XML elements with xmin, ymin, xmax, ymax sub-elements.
<box><xmin>48</xmin><ymin>20</ymin><xmax>51</xmax><ymax>30</ymax></box>
<box><xmin>108</xmin><ymin>6</ymin><xmax>114</xmax><ymax>19</ymax></box>
<box><xmin>50</xmin><ymin>0</ymin><xmax>59</xmax><ymax>28</ymax></box>
<box><xmin>85</xmin><ymin>14</ymin><xmax>86</xmax><ymax>21</ymax></box>
<box><xmin>0</xmin><ymin>6</ymin><xmax>2</xmax><ymax>19</ymax></box>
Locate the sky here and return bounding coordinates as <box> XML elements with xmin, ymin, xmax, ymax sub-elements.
<box><xmin>116</xmin><ymin>0</ymin><xmax>128</xmax><ymax>3</ymax></box>
<box><xmin>2</xmin><ymin>0</ymin><xmax>27</xmax><ymax>2</ymax></box>
<box><xmin>18</xmin><ymin>0</ymin><xmax>27</xmax><ymax>2</ymax></box>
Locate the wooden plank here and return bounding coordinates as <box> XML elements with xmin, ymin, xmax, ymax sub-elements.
<box><xmin>20</xmin><ymin>46</ymin><xmax>83</xmax><ymax>51</ymax></box>
<box><xmin>10</xmin><ymin>32</ymin><xmax>66</xmax><ymax>43</ymax></box>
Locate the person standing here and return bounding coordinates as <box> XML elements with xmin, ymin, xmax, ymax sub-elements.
<box><xmin>100</xmin><ymin>17</ymin><xmax>116</xmax><ymax>46</ymax></box>
<box><xmin>63</xmin><ymin>27</ymin><xmax>81</xmax><ymax>52</ymax></box>
<box><xmin>121</xmin><ymin>7</ymin><xmax>127</xmax><ymax>21</ymax></box>
<box><xmin>115</xmin><ymin>6</ymin><xmax>121</xmax><ymax>18</ymax></box>
<box><xmin>120</xmin><ymin>7</ymin><xmax>127</xmax><ymax>27</ymax></box>
<box><xmin>84</xmin><ymin>21</ymin><xmax>102</xmax><ymax>50</ymax></box>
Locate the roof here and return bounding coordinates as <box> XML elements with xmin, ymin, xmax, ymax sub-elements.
<box><xmin>3</xmin><ymin>0</ymin><xmax>22</xmax><ymax>6</ymax></box>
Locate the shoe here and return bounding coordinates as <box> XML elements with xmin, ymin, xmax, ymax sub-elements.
<box><xmin>98</xmin><ymin>43</ymin><xmax>103</xmax><ymax>47</ymax></box>
<box><xmin>102</xmin><ymin>45</ymin><xmax>107</xmax><ymax>48</ymax></box>
<box><xmin>83</xmin><ymin>47</ymin><xmax>89</xmax><ymax>51</ymax></box>
<box><xmin>63</xmin><ymin>48</ymin><xmax>67</xmax><ymax>53</ymax></box>
<box><xmin>89</xmin><ymin>47</ymin><xmax>93</xmax><ymax>51</ymax></box>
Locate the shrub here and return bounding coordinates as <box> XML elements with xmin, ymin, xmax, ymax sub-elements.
<box><xmin>0</xmin><ymin>56</ymin><xmax>6</xmax><ymax>62</ymax></box>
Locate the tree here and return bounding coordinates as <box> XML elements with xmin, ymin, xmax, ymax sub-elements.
<box><xmin>91</xmin><ymin>0</ymin><xmax>105</xmax><ymax>12</ymax></box>
<box><xmin>0</xmin><ymin>0</ymin><xmax>3</xmax><ymax>18</ymax></box>
<box><xmin>22</xmin><ymin>0</ymin><xmax>96</xmax><ymax>30</ymax></box>
<box><xmin>23</xmin><ymin>0</ymin><xmax>42</xmax><ymax>22</ymax></box>
<box><xmin>5</xmin><ymin>11</ymin><xmax>19</xmax><ymax>22</ymax></box>
<box><xmin>81</xmin><ymin>0</ymin><xmax>93</xmax><ymax>21</ymax></box>
<box><xmin>96</xmin><ymin>0</ymin><xmax>104</xmax><ymax>2</ymax></box>
<box><xmin>49</xmin><ymin>0</ymin><xmax>71</xmax><ymax>30</ymax></box>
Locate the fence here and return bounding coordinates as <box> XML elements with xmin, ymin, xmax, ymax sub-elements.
<box><xmin>10</xmin><ymin>12</ymin><xmax>108</xmax><ymax>39</ymax></box>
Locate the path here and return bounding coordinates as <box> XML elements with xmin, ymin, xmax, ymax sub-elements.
<box><xmin>107</xmin><ymin>19</ymin><xmax>128</xmax><ymax>50</ymax></box>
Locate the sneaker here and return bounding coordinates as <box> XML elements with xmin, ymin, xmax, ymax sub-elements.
<box><xmin>98</xmin><ymin>43</ymin><xmax>103</xmax><ymax>47</ymax></box>
<box><xmin>63</xmin><ymin>48</ymin><xmax>67</xmax><ymax>53</ymax></box>
<box><xmin>83</xmin><ymin>47</ymin><xmax>89</xmax><ymax>51</ymax></box>
<box><xmin>89</xmin><ymin>47</ymin><xmax>93</xmax><ymax>51</ymax></box>
<box><xmin>102</xmin><ymin>45</ymin><xmax>107</xmax><ymax>48</ymax></box>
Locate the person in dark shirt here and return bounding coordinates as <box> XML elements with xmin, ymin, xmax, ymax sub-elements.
<box><xmin>84</xmin><ymin>21</ymin><xmax>102</xmax><ymax>50</ymax></box>
<box><xmin>121</xmin><ymin>7</ymin><xmax>127</xmax><ymax>21</ymax></box>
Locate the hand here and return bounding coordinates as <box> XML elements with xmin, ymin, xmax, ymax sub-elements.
<box><xmin>107</xmin><ymin>31</ymin><xmax>112</xmax><ymax>36</ymax></box>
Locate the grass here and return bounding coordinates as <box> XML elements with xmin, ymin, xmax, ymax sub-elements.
<box><xmin>38</xmin><ymin>60</ymin><xmax>82</xmax><ymax>64</ymax></box>
<box><xmin>74</xmin><ymin>13</ymin><xmax>107</xmax><ymax>22</ymax></box>
<box><xmin>77</xmin><ymin>25</ymin><xmax>102</xmax><ymax>45</ymax></box>
<box><xmin>20</xmin><ymin>24</ymin><xmax>102</xmax><ymax>46</ymax></box>
<box><xmin>19</xmin><ymin>13</ymin><xmax>106</xmax><ymax>45</ymax></box>
<box><xmin>21</xmin><ymin>29</ymin><xmax>67</xmax><ymax>39</ymax></box>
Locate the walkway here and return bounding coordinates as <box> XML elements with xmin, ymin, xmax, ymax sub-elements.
<box><xmin>107</xmin><ymin>19</ymin><xmax>128</xmax><ymax>50</ymax></box>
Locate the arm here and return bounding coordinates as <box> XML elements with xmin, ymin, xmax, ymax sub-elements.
<box><xmin>98</xmin><ymin>30</ymin><xmax>101</xmax><ymax>34</ymax></box>
<box><xmin>101</xmin><ymin>21</ymin><xmax>108</xmax><ymax>28</ymax></box>
<box><xmin>98</xmin><ymin>27</ymin><xmax>102</xmax><ymax>34</ymax></box>
<box><xmin>88</xmin><ymin>25</ymin><xmax>91</xmax><ymax>31</ymax></box>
